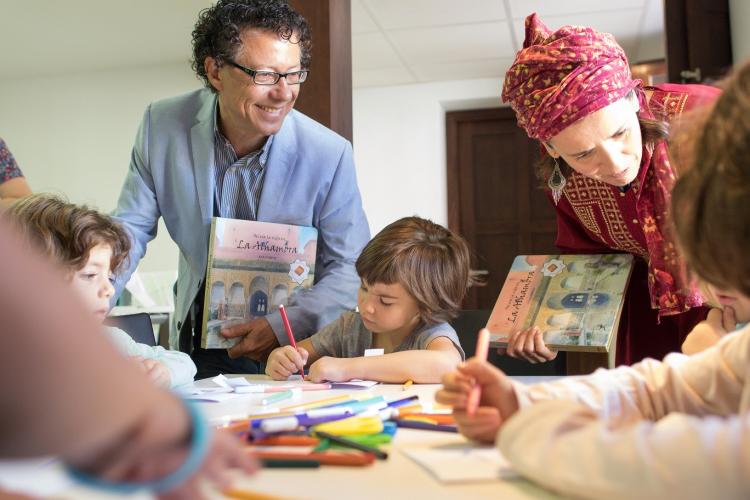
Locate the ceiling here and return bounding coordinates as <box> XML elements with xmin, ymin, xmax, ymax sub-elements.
<box><xmin>0</xmin><ymin>0</ymin><xmax>665</xmax><ymax>88</ymax></box>
<box><xmin>352</xmin><ymin>0</ymin><xmax>665</xmax><ymax>87</ymax></box>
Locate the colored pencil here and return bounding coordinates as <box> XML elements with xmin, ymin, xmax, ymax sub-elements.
<box><xmin>466</xmin><ymin>328</ymin><xmax>490</xmax><ymax>416</ymax></box>
<box><xmin>314</xmin><ymin>431</ymin><xmax>389</xmax><ymax>460</ymax></box>
<box><xmin>260</xmin><ymin>458</ymin><xmax>321</xmax><ymax>468</ymax></box>
<box><xmin>402</xmin><ymin>379</ymin><xmax>413</xmax><ymax>391</ymax></box>
<box><xmin>395</xmin><ymin>419</ymin><xmax>458</xmax><ymax>433</ymax></box>
<box><xmin>278</xmin><ymin>304</ymin><xmax>305</xmax><ymax>377</ymax></box>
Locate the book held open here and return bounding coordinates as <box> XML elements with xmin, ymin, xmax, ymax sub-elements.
<box><xmin>201</xmin><ymin>217</ymin><xmax>318</xmax><ymax>349</ymax></box>
<box><xmin>487</xmin><ymin>254</ymin><xmax>634</xmax><ymax>352</ymax></box>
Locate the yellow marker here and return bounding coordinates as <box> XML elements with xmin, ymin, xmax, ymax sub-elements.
<box><xmin>394</xmin><ymin>404</ymin><xmax>422</xmax><ymax>416</ymax></box>
<box><xmin>402</xmin><ymin>379</ymin><xmax>413</xmax><ymax>391</ymax></box>
<box><xmin>281</xmin><ymin>394</ymin><xmax>351</xmax><ymax>412</ymax></box>
<box><xmin>313</xmin><ymin>415</ymin><xmax>383</xmax><ymax>436</ymax></box>
<box><xmin>224</xmin><ymin>488</ymin><xmax>290</xmax><ymax>500</ymax></box>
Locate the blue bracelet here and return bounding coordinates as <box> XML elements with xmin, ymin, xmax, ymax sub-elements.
<box><xmin>67</xmin><ymin>399</ymin><xmax>210</xmax><ymax>494</ymax></box>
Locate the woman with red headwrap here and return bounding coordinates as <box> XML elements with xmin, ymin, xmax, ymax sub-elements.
<box><xmin>501</xmin><ymin>14</ymin><xmax>719</xmax><ymax>365</ymax></box>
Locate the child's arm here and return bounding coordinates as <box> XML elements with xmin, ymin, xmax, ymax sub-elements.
<box><xmin>267</xmin><ymin>313</ymin><xmax>351</xmax><ymax>379</ymax></box>
<box><xmin>439</xmin><ymin>325</ymin><xmax>750</xmax><ymax>446</ymax></box>
<box><xmin>498</xmin><ymin>399</ymin><xmax>750</xmax><ymax>499</ymax></box>
<box><xmin>514</xmin><ymin>324</ymin><xmax>750</xmax><ymax>423</ymax></box>
<box><xmin>105</xmin><ymin>327</ymin><xmax>197</xmax><ymax>388</ymax></box>
<box><xmin>307</xmin><ymin>337</ymin><xmax>462</xmax><ymax>383</ymax></box>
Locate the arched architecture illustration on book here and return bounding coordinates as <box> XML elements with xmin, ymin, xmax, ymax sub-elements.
<box><xmin>202</xmin><ymin>218</ymin><xmax>318</xmax><ymax>349</ymax></box>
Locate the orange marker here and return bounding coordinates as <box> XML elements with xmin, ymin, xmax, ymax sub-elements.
<box><xmin>466</xmin><ymin>328</ymin><xmax>490</xmax><ymax>416</ymax></box>
<box><xmin>279</xmin><ymin>304</ymin><xmax>305</xmax><ymax>377</ymax></box>
<box><xmin>249</xmin><ymin>450</ymin><xmax>375</xmax><ymax>467</ymax></box>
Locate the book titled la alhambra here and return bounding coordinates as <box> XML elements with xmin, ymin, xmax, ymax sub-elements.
<box><xmin>201</xmin><ymin>217</ymin><xmax>318</xmax><ymax>349</ymax></box>
<box><xmin>487</xmin><ymin>254</ymin><xmax>634</xmax><ymax>353</ymax></box>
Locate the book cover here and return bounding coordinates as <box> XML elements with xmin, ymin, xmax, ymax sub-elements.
<box><xmin>201</xmin><ymin>217</ymin><xmax>318</xmax><ymax>349</ymax></box>
<box><xmin>486</xmin><ymin>254</ymin><xmax>634</xmax><ymax>353</ymax></box>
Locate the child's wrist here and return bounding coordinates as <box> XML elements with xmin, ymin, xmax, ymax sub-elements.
<box><xmin>67</xmin><ymin>398</ymin><xmax>209</xmax><ymax>493</ymax></box>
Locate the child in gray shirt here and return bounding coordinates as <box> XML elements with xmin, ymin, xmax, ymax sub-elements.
<box><xmin>266</xmin><ymin>216</ymin><xmax>478</xmax><ymax>383</ymax></box>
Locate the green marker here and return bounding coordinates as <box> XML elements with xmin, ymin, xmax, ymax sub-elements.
<box><xmin>260</xmin><ymin>388</ymin><xmax>300</xmax><ymax>406</ymax></box>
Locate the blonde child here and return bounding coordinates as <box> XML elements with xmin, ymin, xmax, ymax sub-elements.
<box><xmin>8</xmin><ymin>195</ymin><xmax>196</xmax><ymax>388</ymax></box>
<box><xmin>266</xmin><ymin>216</ymin><xmax>475</xmax><ymax>383</ymax></box>
<box><xmin>437</xmin><ymin>61</ymin><xmax>750</xmax><ymax>499</ymax></box>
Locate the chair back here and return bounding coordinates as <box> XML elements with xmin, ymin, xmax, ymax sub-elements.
<box><xmin>104</xmin><ymin>313</ymin><xmax>156</xmax><ymax>346</ymax></box>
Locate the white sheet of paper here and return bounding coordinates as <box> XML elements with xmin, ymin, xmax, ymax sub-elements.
<box><xmin>0</xmin><ymin>458</ymin><xmax>73</xmax><ymax>497</ymax></box>
<box><xmin>364</xmin><ymin>348</ymin><xmax>384</xmax><ymax>357</ymax></box>
<box><xmin>402</xmin><ymin>443</ymin><xmax>518</xmax><ymax>483</ymax></box>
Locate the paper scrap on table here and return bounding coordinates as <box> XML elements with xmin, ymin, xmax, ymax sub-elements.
<box><xmin>402</xmin><ymin>443</ymin><xmax>518</xmax><ymax>483</ymax></box>
<box><xmin>330</xmin><ymin>380</ymin><xmax>379</xmax><ymax>389</ymax></box>
<box><xmin>213</xmin><ymin>374</ymin><xmax>252</xmax><ymax>388</ymax></box>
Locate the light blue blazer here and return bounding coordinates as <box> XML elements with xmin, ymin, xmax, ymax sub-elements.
<box><xmin>113</xmin><ymin>89</ymin><xmax>370</xmax><ymax>349</ymax></box>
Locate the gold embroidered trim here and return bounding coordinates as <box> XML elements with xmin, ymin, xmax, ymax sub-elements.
<box><xmin>565</xmin><ymin>174</ymin><xmax>647</xmax><ymax>257</ymax></box>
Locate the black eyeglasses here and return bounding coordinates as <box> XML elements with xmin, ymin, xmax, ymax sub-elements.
<box><xmin>226</xmin><ymin>60</ymin><xmax>308</xmax><ymax>85</ymax></box>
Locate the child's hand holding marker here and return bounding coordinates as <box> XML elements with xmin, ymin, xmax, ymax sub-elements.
<box><xmin>436</xmin><ymin>328</ymin><xmax>520</xmax><ymax>443</ymax></box>
<box><xmin>266</xmin><ymin>345</ymin><xmax>309</xmax><ymax>380</ymax></box>
<box><xmin>266</xmin><ymin>304</ymin><xmax>308</xmax><ymax>379</ymax></box>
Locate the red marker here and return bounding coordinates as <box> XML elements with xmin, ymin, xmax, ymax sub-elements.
<box><xmin>279</xmin><ymin>304</ymin><xmax>305</xmax><ymax>377</ymax></box>
<box><xmin>466</xmin><ymin>328</ymin><xmax>490</xmax><ymax>416</ymax></box>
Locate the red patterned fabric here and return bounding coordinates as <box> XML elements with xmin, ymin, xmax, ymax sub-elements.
<box><xmin>0</xmin><ymin>138</ymin><xmax>23</xmax><ymax>183</ymax></box>
<box><xmin>502</xmin><ymin>12</ymin><xmax>722</xmax><ymax>320</ymax></box>
<box><xmin>502</xmin><ymin>13</ymin><xmax>640</xmax><ymax>142</ymax></box>
<box><xmin>553</xmin><ymin>83</ymin><xmax>720</xmax><ymax>363</ymax></box>
<box><xmin>500</xmin><ymin>12</ymin><xmax>724</xmax><ymax>363</ymax></box>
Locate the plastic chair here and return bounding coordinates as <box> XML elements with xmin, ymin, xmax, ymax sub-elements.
<box><xmin>104</xmin><ymin>313</ymin><xmax>157</xmax><ymax>347</ymax></box>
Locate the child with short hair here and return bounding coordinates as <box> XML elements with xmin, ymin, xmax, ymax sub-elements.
<box><xmin>437</xmin><ymin>61</ymin><xmax>750</xmax><ymax>499</ymax></box>
<box><xmin>266</xmin><ymin>216</ymin><xmax>475</xmax><ymax>383</ymax></box>
<box><xmin>7</xmin><ymin>194</ymin><xmax>196</xmax><ymax>388</ymax></box>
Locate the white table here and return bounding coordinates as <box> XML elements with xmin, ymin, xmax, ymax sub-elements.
<box><xmin>201</xmin><ymin>376</ymin><xmax>562</xmax><ymax>500</ymax></box>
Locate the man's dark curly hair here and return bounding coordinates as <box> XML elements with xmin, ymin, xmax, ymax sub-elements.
<box><xmin>191</xmin><ymin>0</ymin><xmax>312</xmax><ymax>91</ymax></box>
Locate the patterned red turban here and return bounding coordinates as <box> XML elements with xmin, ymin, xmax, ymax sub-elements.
<box><xmin>502</xmin><ymin>13</ymin><xmax>640</xmax><ymax>141</ymax></box>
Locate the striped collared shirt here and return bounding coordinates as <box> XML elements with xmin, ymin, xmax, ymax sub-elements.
<box><xmin>212</xmin><ymin>118</ymin><xmax>273</xmax><ymax>221</ymax></box>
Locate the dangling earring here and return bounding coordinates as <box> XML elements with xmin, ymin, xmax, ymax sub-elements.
<box><xmin>548</xmin><ymin>159</ymin><xmax>567</xmax><ymax>206</ymax></box>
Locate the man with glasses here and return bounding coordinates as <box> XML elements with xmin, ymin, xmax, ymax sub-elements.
<box><xmin>112</xmin><ymin>0</ymin><xmax>370</xmax><ymax>378</ymax></box>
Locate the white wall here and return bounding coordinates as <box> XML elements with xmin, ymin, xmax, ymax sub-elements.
<box><xmin>352</xmin><ymin>77</ymin><xmax>502</xmax><ymax>234</ymax></box>
<box><xmin>730</xmin><ymin>0</ymin><xmax>750</xmax><ymax>63</ymax></box>
<box><xmin>0</xmin><ymin>63</ymin><xmax>198</xmax><ymax>272</ymax></box>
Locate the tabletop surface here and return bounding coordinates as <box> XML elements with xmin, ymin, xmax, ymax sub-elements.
<box><xmin>0</xmin><ymin>376</ymin><xmax>563</xmax><ymax>500</ymax></box>
<box><xmin>199</xmin><ymin>375</ymin><xmax>561</xmax><ymax>500</ymax></box>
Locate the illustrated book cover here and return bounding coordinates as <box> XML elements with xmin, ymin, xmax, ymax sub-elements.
<box><xmin>486</xmin><ymin>254</ymin><xmax>634</xmax><ymax>352</ymax></box>
<box><xmin>201</xmin><ymin>217</ymin><xmax>318</xmax><ymax>349</ymax></box>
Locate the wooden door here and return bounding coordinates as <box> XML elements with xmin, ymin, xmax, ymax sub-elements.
<box><xmin>665</xmin><ymin>0</ymin><xmax>732</xmax><ymax>83</ymax></box>
<box><xmin>446</xmin><ymin>107</ymin><xmax>558</xmax><ymax>310</ymax></box>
